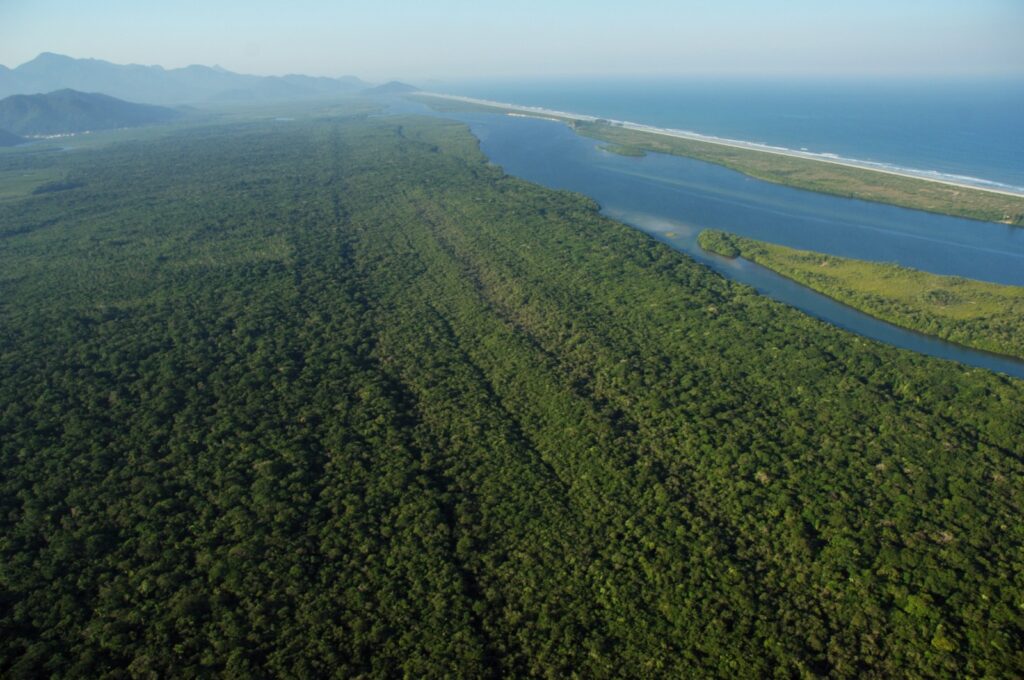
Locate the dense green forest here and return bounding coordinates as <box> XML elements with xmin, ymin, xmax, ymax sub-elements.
<box><xmin>698</xmin><ymin>229</ymin><xmax>1024</xmax><ymax>360</ymax></box>
<box><xmin>1</xmin><ymin>113</ymin><xmax>1023</xmax><ymax>678</ymax></box>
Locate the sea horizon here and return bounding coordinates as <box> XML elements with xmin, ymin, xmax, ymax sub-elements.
<box><xmin>436</xmin><ymin>76</ymin><xmax>1024</xmax><ymax>188</ymax></box>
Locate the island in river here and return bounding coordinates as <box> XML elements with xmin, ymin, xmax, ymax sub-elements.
<box><xmin>698</xmin><ymin>229</ymin><xmax>1024</xmax><ymax>360</ymax></box>
<box><xmin>412</xmin><ymin>92</ymin><xmax>1024</xmax><ymax>225</ymax></box>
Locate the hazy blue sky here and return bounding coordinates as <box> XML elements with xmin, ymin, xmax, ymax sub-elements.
<box><xmin>2</xmin><ymin>0</ymin><xmax>1022</xmax><ymax>80</ymax></box>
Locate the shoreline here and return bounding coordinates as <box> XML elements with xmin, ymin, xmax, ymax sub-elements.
<box><xmin>696</xmin><ymin>229</ymin><xmax>1024</xmax><ymax>367</ymax></box>
<box><xmin>413</xmin><ymin>92</ymin><xmax>1024</xmax><ymax>199</ymax></box>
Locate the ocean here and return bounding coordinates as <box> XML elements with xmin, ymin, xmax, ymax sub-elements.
<box><xmin>438</xmin><ymin>78</ymin><xmax>1024</xmax><ymax>191</ymax></box>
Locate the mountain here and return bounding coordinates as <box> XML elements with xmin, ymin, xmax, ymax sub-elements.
<box><xmin>0</xmin><ymin>53</ymin><xmax>371</xmax><ymax>106</ymax></box>
<box><xmin>0</xmin><ymin>128</ymin><xmax>25</xmax><ymax>146</ymax></box>
<box><xmin>0</xmin><ymin>90</ymin><xmax>181</xmax><ymax>135</ymax></box>
<box><xmin>364</xmin><ymin>81</ymin><xmax>419</xmax><ymax>95</ymax></box>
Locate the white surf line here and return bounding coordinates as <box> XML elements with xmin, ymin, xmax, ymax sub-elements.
<box><xmin>414</xmin><ymin>92</ymin><xmax>1024</xmax><ymax>199</ymax></box>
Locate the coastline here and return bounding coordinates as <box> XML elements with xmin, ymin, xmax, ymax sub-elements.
<box><xmin>414</xmin><ymin>92</ymin><xmax>1024</xmax><ymax>199</ymax></box>
<box><xmin>616</xmin><ymin>121</ymin><xmax>1024</xmax><ymax>199</ymax></box>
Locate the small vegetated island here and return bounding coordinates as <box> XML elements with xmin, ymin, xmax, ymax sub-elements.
<box><xmin>2</xmin><ymin>108</ymin><xmax>1024</xmax><ymax>678</ymax></box>
<box><xmin>698</xmin><ymin>229</ymin><xmax>1024</xmax><ymax>360</ymax></box>
<box><xmin>412</xmin><ymin>93</ymin><xmax>1024</xmax><ymax>225</ymax></box>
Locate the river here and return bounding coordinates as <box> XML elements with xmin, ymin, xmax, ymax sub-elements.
<box><xmin>388</xmin><ymin>99</ymin><xmax>1024</xmax><ymax>379</ymax></box>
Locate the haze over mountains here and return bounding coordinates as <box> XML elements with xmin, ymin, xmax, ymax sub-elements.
<box><xmin>0</xmin><ymin>53</ymin><xmax>372</xmax><ymax>106</ymax></box>
<box><xmin>0</xmin><ymin>128</ymin><xmax>25</xmax><ymax>147</ymax></box>
<box><xmin>365</xmin><ymin>81</ymin><xmax>420</xmax><ymax>95</ymax></box>
<box><xmin>0</xmin><ymin>90</ymin><xmax>181</xmax><ymax>136</ymax></box>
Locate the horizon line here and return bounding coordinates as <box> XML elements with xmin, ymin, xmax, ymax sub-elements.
<box><xmin>3</xmin><ymin>52</ymin><xmax>1024</xmax><ymax>83</ymax></box>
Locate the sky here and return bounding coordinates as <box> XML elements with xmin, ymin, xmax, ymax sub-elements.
<box><xmin>2</xmin><ymin>0</ymin><xmax>1022</xmax><ymax>81</ymax></box>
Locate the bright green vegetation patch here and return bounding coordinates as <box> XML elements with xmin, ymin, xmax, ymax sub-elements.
<box><xmin>2</xmin><ymin>113</ymin><xmax>1024</xmax><ymax>678</ymax></box>
<box><xmin>574</xmin><ymin>122</ymin><xmax>1024</xmax><ymax>226</ymax></box>
<box><xmin>699</xmin><ymin>229</ymin><xmax>1024</xmax><ymax>359</ymax></box>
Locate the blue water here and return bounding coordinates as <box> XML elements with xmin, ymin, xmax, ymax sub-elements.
<box><xmin>439</xmin><ymin>78</ymin><xmax>1024</xmax><ymax>190</ymax></box>
<box><xmin>389</xmin><ymin>97</ymin><xmax>1024</xmax><ymax>378</ymax></box>
<box><xmin>460</xmin><ymin>113</ymin><xmax>1024</xmax><ymax>287</ymax></box>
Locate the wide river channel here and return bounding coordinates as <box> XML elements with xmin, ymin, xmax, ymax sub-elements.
<box><xmin>393</xmin><ymin>100</ymin><xmax>1024</xmax><ymax>379</ymax></box>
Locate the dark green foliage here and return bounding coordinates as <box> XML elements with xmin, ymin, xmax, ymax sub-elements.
<box><xmin>1</xmin><ymin>115</ymin><xmax>1022</xmax><ymax>678</ymax></box>
<box><xmin>30</xmin><ymin>176</ymin><xmax>83</xmax><ymax>194</ymax></box>
<box><xmin>697</xmin><ymin>229</ymin><xmax>740</xmax><ymax>258</ymax></box>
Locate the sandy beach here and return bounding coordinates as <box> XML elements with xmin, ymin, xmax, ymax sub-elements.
<box><xmin>415</xmin><ymin>92</ymin><xmax>1024</xmax><ymax>199</ymax></box>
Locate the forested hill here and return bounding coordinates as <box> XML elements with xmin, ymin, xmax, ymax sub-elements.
<box><xmin>364</xmin><ymin>80</ymin><xmax>418</xmax><ymax>94</ymax></box>
<box><xmin>0</xmin><ymin>127</ymin><xmax>25</xmax><ymax>146</ymax></box>
<box><xmin>0</xmin><ymin>89</ymin><xmax>182</xmax><ymax>136</ymax></box>
<box><xmin>1</xmin><ymin>113</ymin><xmax>1022</xmax><ymax>677</ymax></box>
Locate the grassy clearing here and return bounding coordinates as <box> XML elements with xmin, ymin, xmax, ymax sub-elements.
<box><xmin>699</xmin><ymin>229</ymin><xmax>1024</xmax><ymax>358</ymax></box>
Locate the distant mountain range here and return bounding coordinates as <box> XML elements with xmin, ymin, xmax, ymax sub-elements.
<box><xmin>0</xmin><ymin>90</ymin><xmax>181</xmax><ymax>136</ymax></box>
<box><xmin>366</xmin><ymin>81</ymin><xmax>419</xmax><ymax>95</ymax></box>
<box><xmin>0</xmin><ymin>53</ymin><xmax>372</xmax><ymax>106</ymax></box>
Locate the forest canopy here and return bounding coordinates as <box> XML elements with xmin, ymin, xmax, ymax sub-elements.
<box><xmin>1</xmin><ymin>113</ymin><xmax>1022</xmax><ymax>678</ymax></box>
